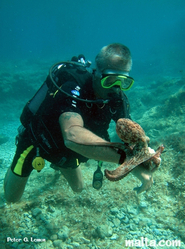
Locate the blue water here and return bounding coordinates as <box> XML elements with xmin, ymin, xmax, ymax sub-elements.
<box><xmin>0</xmin><ymin>0</ymin><xmax>185</xmax><ymax>77</ymax></box>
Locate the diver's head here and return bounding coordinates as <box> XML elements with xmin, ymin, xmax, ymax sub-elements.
<box><xmin>93</xmin><ymin>43</ymin><xmax>133</xmax><ymax>100</ymax></box>
<box><xmin>95</xmin><ymin>43</ymin><xmax>132</xmax><ymax>72</ymax></box>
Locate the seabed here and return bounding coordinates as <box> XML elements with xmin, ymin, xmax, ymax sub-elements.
<box><xmin>0</xmin><ymin>60</ymin><xmax>185</xmax><ymax>249</ymax></box>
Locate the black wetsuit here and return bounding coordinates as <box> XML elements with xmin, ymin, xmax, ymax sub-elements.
<box><xmin>11</xmin><ymin>65</ymin><xmax>130</xmax><ymax>177</ymax></box>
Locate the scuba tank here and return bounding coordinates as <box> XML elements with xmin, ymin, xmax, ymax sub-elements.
<box><xmin>20</xmin><ymin>81</ymin><xmax>48</xmax><ymax>127</ymax></box>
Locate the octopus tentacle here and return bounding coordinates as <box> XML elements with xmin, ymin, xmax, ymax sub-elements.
<box><xmin>105</xmin><ymin>118</ymin><xmax>164</xmax><ymax>181</ymax></box>
<box><xmin>105</xmin><ymin>145</ymin><xmax>164</xmax><ymax>181</ymax></box>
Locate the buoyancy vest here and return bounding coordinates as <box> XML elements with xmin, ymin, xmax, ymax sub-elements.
<box><xmin>20</xmin><ymin>61</ymin><xmax>93</xmax><ymax>128</ymax></box>
<box><xmin>20</xmin><ymin>60</ymin><xmax>131</xmax><ymax>156</ymax></box>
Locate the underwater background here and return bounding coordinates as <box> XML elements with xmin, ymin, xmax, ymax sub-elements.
<box><xmin>0</xmin><ymin>0</ymin><xmax>185</xmax><ymax>248</ymax></box>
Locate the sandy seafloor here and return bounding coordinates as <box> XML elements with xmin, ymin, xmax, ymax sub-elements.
<box><xmin>0</xmin><ymin>60</ymin><xmax>185</xmax><ymax>249</ymax></box>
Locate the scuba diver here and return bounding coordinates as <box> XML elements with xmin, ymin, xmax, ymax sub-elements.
<box><xmin>3</xmin><ymin>43</ymin><xmax>160</xmax><ymax>202</ymax></box>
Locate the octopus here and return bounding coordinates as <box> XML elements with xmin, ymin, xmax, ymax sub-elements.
<box><xmin>67</xmin><ymin>118</ymin><xmax>164</xmax><ymax>182</ymax></box>
<box><xmin>104</xmin><ymin>118</ymin><xmax>164</xmax><ymax>181</ymax></box>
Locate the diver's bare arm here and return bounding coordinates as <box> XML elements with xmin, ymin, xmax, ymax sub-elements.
<box><xmin>59</xmin><ymin>112</ymin><xmax>120</xmax><ymax>163</ymax></box>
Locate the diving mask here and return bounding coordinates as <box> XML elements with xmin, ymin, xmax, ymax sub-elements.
<box><xmin>101</xmin><ymin>69</ymin><xmax>134</xmax><ymax>91</ymax></box>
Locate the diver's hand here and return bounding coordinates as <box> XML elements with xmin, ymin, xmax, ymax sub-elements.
<box><xmin>142</xmin><ymin>147</ymin><xmax>162</xmax><ymax>172</ymax></box>
<box><xmin>132</xmin><ymin>156</ymin><xmax>154</xmax><ymax>194</ymax></box>
<box><xmin>132</xmin><ymin>146</ymin><xmax>161</xmax><ymax>194</ymax></box>
<box><xmin>149</xmin><ymin>147</ymin><xmax>162</xmax><ymax>172</ymax></box>
<box><xmin>133</xmin><ymin>168</ymin><xmax>153</xmax><ymax>194</ymax></box>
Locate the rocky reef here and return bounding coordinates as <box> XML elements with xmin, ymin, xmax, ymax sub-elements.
<box><xmin>0</xmin><ymin>62</ymin><xmax>185</xmax><ymax>249</ymax></box>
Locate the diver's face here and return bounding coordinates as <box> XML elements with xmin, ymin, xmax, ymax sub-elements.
<box><xmin>93</xmin><ymin>61</ymin><xmax>132</xmax><ymax>100</ymax></box>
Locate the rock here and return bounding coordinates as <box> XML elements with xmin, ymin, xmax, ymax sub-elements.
<box><xmin>129</xmin><ymin>231</ymin><xmax>138</xmax><ymax>235</ymax></box>
<box><xmin>23</xmin><ymin>212</ymin><xmax>29</xmax><ymax>217</ymax></box>
<box><xmin>80</xmin><ymin>237</ymin><xmax>91</xmax><ymax>244</ymax></box>
<box><xmin>32</xmin><ymin>208</ymin><xmax>42</xmax><ymax>218</ymax></box>
<box><xmin>129</xmin><ymin>224</ymin><xmax>137</xmax><ymax>231</ymax></box>
<box><xmin>139</xmin><ymin>201</ymin><xmax>148</xmax><ymax>208</ymax></box>
<box><xmin>117</xmin><ymin>212</ymin><xmax>125</xmax><ymax>220</ymax></box>
<box><xmin>113</xmin><ymin>218</ymin><xmax>121</xmax><ymax>227</ymax></box>
<box><xmin>45</xmin><ymin>220</ymin><xmax>58</xmax><ymax>232</ymax></box>
<box><xmin>48</xmin><ymin>205</ymin><xmax>55</xmax><ymax>213</ymax></box>
<box><xmin>58</xmin><ymin>225</ymin><xmax>69</xmax><ymax>241</ymax></box>
<box><xmin>66</xmin><ymin>245</ymin><xmax>73</xmax><ymax>249</ymax></box>
<box><xmin>107</xmin><ymin>226</ymin><xmax>113</xmax><ymax>237</ymax></box>
<box><xmin>39</xmin><ymin>214</ymin><xmax>45</xmax><ymax>221</ymax></box>
<box><xmin>122</xmin><ymin>216</ymin><xmax>129</xmax><ymax>224</ymax></box>
<box><xmin>50</xmin><ymin>234</ymin><xmax>58</xmax><ymax>241</ymax></box>
<box><xmin>42</xmin><ymin>240</ymin><xmax>54</xmax><ymax>249</ymax></box>
<box><xmin>110</xmin><ymin>207</ymin><xmax>119</xmax><ymax>215</ymax></box>
<box><xmin>110</xmin><ymin>234</ymin><xmax>119</xmax><ymax>240</ymax></box>
<box><xmin>141</xmin><ymin>217</ymin><xmax>153</xmax><ymax>226</ymax></box>
<box><xmin>127</xmin><ymin>206</ymin><xmax>138</xmax><ymax>215</ymax></box>
<box><xmin>153</xmin><ymin>228</ymin><xmax>162</xmax><ymax>235</ymax></box>
<box><xmin>71</xmin><ymin>242</ymin><xmax>80</xmax><ymax>247</ymax></box>
<box><xmin>33</xmin><ymin>228</ymin><xmax>39</xmax><ymax>234</ymax></box>
<box><xmin>53</xmin><ymin>239</ymin><xmax>63</xmax><ymax>248</ymax></box>
<box><xmin>95</xmin><ymin>225</ymin><xmax>113</xmax><ymax>239</ymax></box>
<box><xmin>132</xmin><ymin>218</ymin><xmax>140</xmax><ymax>225</ymax></box>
